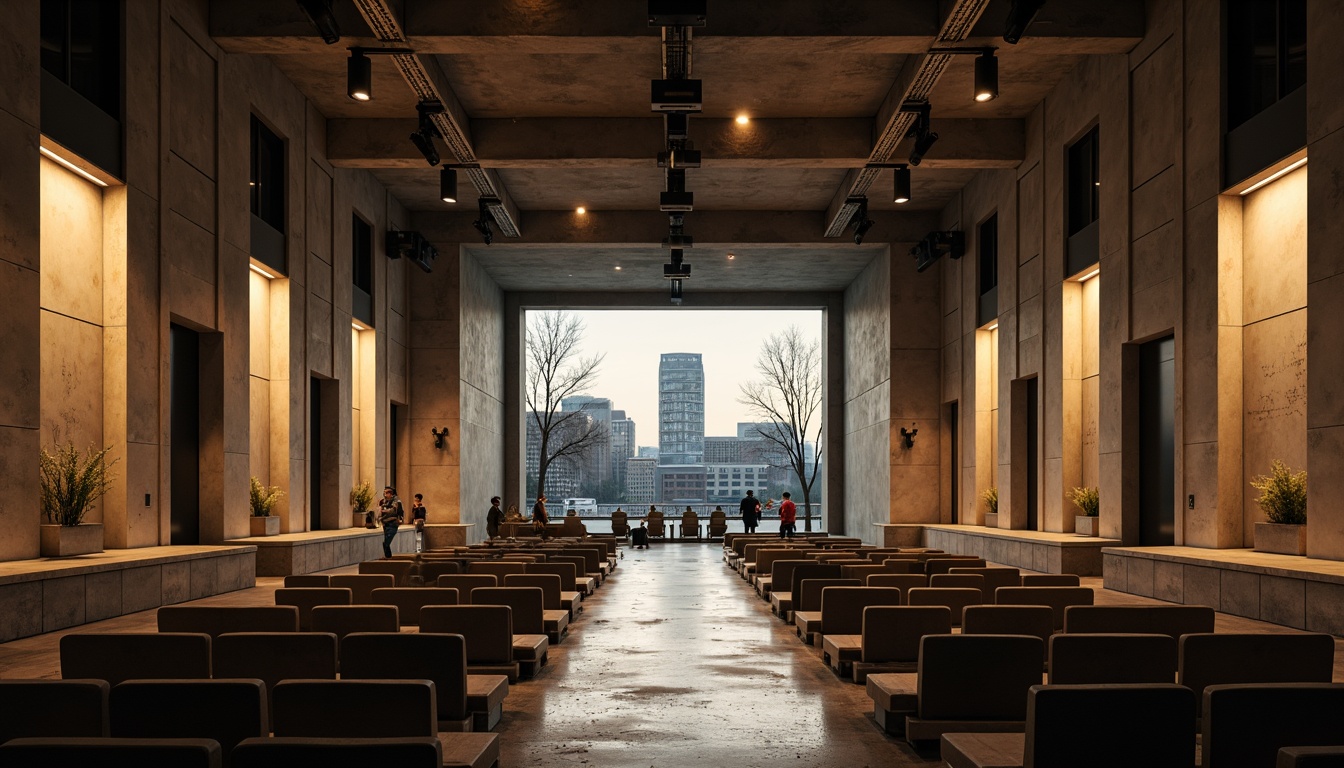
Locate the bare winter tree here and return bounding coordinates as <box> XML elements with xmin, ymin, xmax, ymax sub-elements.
<box><xmin>526</xmin><ymin>311</ymin><xmax>606</xmax><ymax>501</ymax></box>
<box><xmin>739</xmin><ymin>325</ymin><xmax>823</xmax><ymax>530</ymax></box>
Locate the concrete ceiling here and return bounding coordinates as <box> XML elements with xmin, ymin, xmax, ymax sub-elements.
<box><xmin>214</xmin><ymin>0</ymin><xmax>1145</xmax><ymax>293</ymax></box>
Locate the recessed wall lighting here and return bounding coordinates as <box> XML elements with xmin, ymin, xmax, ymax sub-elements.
<box><xmin>39</xmin><ymin>146</ymin><xmax>109</xmax><ymax>187</ymax></box>
<box><xmin>249</xmin><ymin>263</ymin><xmax>276</xmax><ymax>279</ymax></box>
<box><xmin>986</xmin><ymin>322</ymin><xmax>999</xmax><ymax>331</ymax></box>
<box><xmin>576</xmin><ymin>206</ymin><xmax>587</xmax><ymax>215</ymax></box>
<box><xmin>1239</xmin><ymin>156</ymin><xmax>1308</xmax><ymax>196</ymax></box>
<box><xmin>352</xmin><ymin>320</ymin><xmax>368</xmax><ymax>331</ymax></box>
<box><xmin>735</xmin><ymin>114</ymin><xmax>750</xmax><ymax>125</ymax></box>
<box><xmin>1077</xmin><ymin>267</ymin><xmax>1100</xmax><ymax>282</ymax></box>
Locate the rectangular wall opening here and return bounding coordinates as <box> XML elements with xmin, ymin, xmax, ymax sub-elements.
<box><xmin>170</xmin><ymin>324</ymin><xmax>200</xmax><ymax>546</ymax></box>
<box><xmin>974</xmin><ymin>324</ymin><xmax>999</xmax><ymax>526</ymax></box>
<box><xmin>1139</xmin><ymin>335</ymin><xmax>1176</xmax><ymax>546</ymax></box>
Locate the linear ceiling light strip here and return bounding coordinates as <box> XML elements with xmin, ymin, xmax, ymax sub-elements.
<box><xmin>822</xmin><ymin>0</ymin><xmax>991</xmax><ymax>237</ymax></box>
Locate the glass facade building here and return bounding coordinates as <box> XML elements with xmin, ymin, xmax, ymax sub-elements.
<box><xmin>658</xmin><ymin>353</ymin><xmax>705</xmax><ymax>465</ymax></box>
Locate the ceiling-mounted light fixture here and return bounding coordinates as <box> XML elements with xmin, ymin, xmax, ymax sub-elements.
<box><xmin>473</xmin><ymin>198</ymin><xmax>498</xmax><ymax>245</ymax></box>
<box><xmin>296</xmin><ymin>0</ymin><xmax>340</xmax><ymax>44</ymax></box>
<box><xmin>1003</xmin><ymin>0</ymin><xmax>1046</xmax><ymax>44</ymax></box>
<box><xmin>347</xmin><ymin>50</ymin><xmax>371</xmax><ymax>101</ymax></box>
<box><xmin>576</xmin><ymin>206</ymin><xmax>587</xmax><ymax>215</ymax></box>
<box><xmin>901</xmin><ymin>102</ymin><xmax>939</xmax><ymax>166</ymax></box>
<box><xmin>409</xmin><ymin>101</ymin><xmax>444</xmax><ymax>166</ymax></box>
<box><xmin>735</xmin><ymin>114</ymin><xmax>750</xmax><ymax>125</ymax></box>
<box><xmin>894</xmin><ymin>164</ymin><xmax>912</xmax><ymax>204</ymax></box>
<box><xmin>974</xmin><ymin>50</ymin><xmax>999</xmax><ymax>102</ymax></box>
<box><xmin>670</xmin><ymin>279</ymin><xmax>684</xmax><ymax>305</ymax></box>
<box><xmin>439</xmin><ymin>167</ymin><xmax>457</xmax><ymax>204</ymax></box>
<box><xmin>847</xmin><ymin>196</ymin><xmax>874</xmax><ymax>245</ymax></box>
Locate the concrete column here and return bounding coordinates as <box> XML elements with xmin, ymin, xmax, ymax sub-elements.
<box><xmin>408</xmin><ymin>245</ymin><xmax>464</xmax><ymax>525</ymax></box>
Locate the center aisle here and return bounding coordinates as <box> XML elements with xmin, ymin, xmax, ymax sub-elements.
<box><xmin>495</xmin><ymin>543</ymin><xmax>940</xmax><ymax>767</ymax></box>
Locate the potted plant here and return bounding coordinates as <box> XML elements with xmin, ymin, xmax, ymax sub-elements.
<box><xmin>351</xmin><ymin>480</ymin><xmax>374</xmax><ymax>529</ymax></box>
<box><xmin>1251</xmin><ymin>460</ymin><xmax>1307</xmax><ymax>556</ymax></box>
<box><xmin>39</xmin><ymin>444</ymin><xmax>116</xmax><ymax>557</ymax></box>
<box><xmin>982</xmin><ymin>487</ymin><xmax>999</xmax><ymax>528</ymax></box>
<box><xmin>1069</xmin><ymin>486</ymin><xmax>1100</xmax><ymax>536</ymax></box>
<box><xmin>249</xmin><ymin>477</ymin><xmax>284</xmax><ymax>536</ymax></box>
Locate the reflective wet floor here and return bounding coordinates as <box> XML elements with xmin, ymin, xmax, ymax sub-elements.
<box><xmin>494</xmin><ymin>543</ymin><xmax>936</xmax><ymax>767</ymax></box>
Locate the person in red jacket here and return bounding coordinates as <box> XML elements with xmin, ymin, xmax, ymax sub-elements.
<box><xmin>778</xmin><ymin>492</ymin><xmax>797</xmax><ymax>539</ymax></box>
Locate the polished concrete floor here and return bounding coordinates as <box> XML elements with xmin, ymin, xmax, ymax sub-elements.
<box><xmin>1</xmin><ymin>543</ymin><xmax>1342</xmax><ymax>767</ymax></box>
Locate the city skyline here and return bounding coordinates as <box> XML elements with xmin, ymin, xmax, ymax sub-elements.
<box><xmin>562</xmin><ymin>309</ymin><xmax>823</xmax><ymax>439</ymax></box>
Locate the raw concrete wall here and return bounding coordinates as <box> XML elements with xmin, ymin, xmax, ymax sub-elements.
<box><xmin>458</xmin><ymin>252</ymin><xmax>506</xmax><ymax>542</ymax></box>
<box><xmin>844</xmin><ymin>252</ymin><xmax>891</xmax><ymax>539</ymax></box>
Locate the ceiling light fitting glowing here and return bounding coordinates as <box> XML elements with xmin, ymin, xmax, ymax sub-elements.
<box><xmin>929</xmin><ymin>48</ymin><xmax>998</xmax><ymax>103</ymax></box>
<box><xmin>735</xmin><ymin>114</ymin><xmax>750</xmax><ymax>125</ymax></box>
<box><xmin>894</xmin><ymin>164</ymin><xmax>912</xmax><ymax>204</ymax></box>
<box><xmin>727</xmin><ymin>253</ymin><xmax>736</xmax><ymax>260</ymax></box>
<box><xmin>352</xmin><ymin>320</ymin><xmax>368</xmax><ymax>331</ymax></box>
<box><xmin>249</xmin><ymin>263</ymin><xmax>277</xmax><ymax>279</ymax></box>
<box><xmin>986</xmin><ymin>322</ymin><xmax>999</xmax><ymax>331</ymax></box>
<box><xmin>439</xmin><ymin>167</ymin><xmax>457</xmax><ymax>204</ymax></box>
<box><xmin>1077</xmin><ymin>267</ymin><xmax>1100</xmax><ymax>282</ymax></box>
<box><xmin>614</xmin><ymin>265</ymin><xmax>622</xmax><ymax>271</ymax></box>
<box><xmin>39</xmin><ymin>146</ymin><xmax>108</xmax><ymax>187</ymax></box>
<box><xmin>576</xmin><ymin>206</ymin><xmax>587</xmax><ymax>215</ymax></box>
<box><xmin>347</xmin><ymin>50</ymin><xmax>370</xmax><ymax>101</ymax></box>
<box><xmin>1239</xmin><ymin>157</ymin><xmax>1308</xmax><ymax>196</ymax></box>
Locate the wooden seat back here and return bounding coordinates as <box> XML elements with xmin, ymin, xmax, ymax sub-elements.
<box><xmin>329</xmin><ymin>574</ymin><xmax>396</xmax><ymax>604</ymax></box>
<box><xmin>0</xmin><ymin>737</ymin><xmax>222</xmax><ymax>768</ymax></box>
<box><xmin>865</xmin><ymin>573</ymin><xmax>928</xmax><ymax>600</ymax></box>
<box><xmin>468</xmin><ymin>561</ymin><xmax>527</xmax><ymax>578</ymax></box>
<box><xmin>436</xmin><ymin>574</ymin><xmax>498</xmax><ymax>603</ymax></box>
<box><xmin>339</xmin><ymin>633</ymin><xmax>469</xmax><ymax>723</ymax></box>
<box><xmin>1025</xmin><ymin>684</ymin><xmax>1194</xmax><ymax>768</ymax></box>
<box><xmin>860</xmin><ymin>606</ymin><xmax>952</xmax><ymax>663</ymax></box>
<box><xmin>788</xmin><ymin>564</ymin><xmax>844</xmax><ymax>599</ymax></box>
<box><xmin>769</xmin><ymin>559</ymin><xmax>815</xmax><ymax>594</ymax></box>
<box><xmin>819</xmin><ymin>586</ymin><xmax>904</xmax><ymax>635</ymax></box>
<box><xmin>109</xmin><ymin>679</ymin><xmax>267</xmax><ymax>761</ymax></box>
<box><xmin>1275</xmin><ymin>747</ymin><xmax>1344</xmax><ymax>766</ymax></box>
<box><xmin>282</xmin><ymin>575</ymin><xmax>329</xmax><ymax>588</ymax></box>
<box><xmin>755</xmin><ymin>548</ymin><xmax>802</xmax><ymax>577</ymax></box>
<box><xmin>231</xmin><ymin>737</ymin><xmax>442</xmax><ymax>768</ymax></box>
<box><xmin>420</xmin><ymin>561</ymin><xmax>462</xmax><ymax>582</ymax></box>
<box><xmin>309</xmin><ymin>605</ymin><xmax>399</xmax><ymax>639</ymax></box>
<box><xmin>925</xmin><ymin>557</ymin><xmax>986</xmax><ymax>576</ymax></box>
<box><xmin>1021</xmin><ymin>574</ymin><xmax>1080</xmax><ymax>587</ymax></box>
<box><xmin>558</xmin><ymin>547</ymin><xmax>603</xmax><ymax>574</ymax></box>
<box><xmin>961</xmin><ymin>605</ymin><xmax>1054</xmax><ymax>656</ymax></box>
<box><xmin>948</xmin><ymin>566</ymin><xmax>1020</xmax><ymax>595</ymax></box>
<box><xmin>611</xmin><ymin>510</ymin><xmax>630</xmax><ymax>536</ymax></box>
<box><xmin>1063</xmin><ymin>604</ymin><xmax>1215</xmax><ymax>638</ymax></box>
<box><xmin>213</xmin><ymin>632</ymin><xmax>338</xmax><ymax>710</ymax></box>
<box><xmin>0</xmin><ymin>679</ymin><xmax>108</xmax><ymax>744</ymax></box>
<box><xmin>707</xmin><ymin>510</ymin><xmax>727</xmax><ymax>537</ymax></box>
<box><xmin>369</xmin><ymin>587</ymin><xmax>459</xmax><ymax>626</ymax></box>
<box><xmin>680</xmin><ymin>510</ymin><xmax>699</xmax><ymax>537</ymax></box>
<box><xmin>647</xmin><ymin>511</ymin><xmax>665</xmax><ymax>537</ymax></box>
<box><xmin>504</xmin><ymin>574</ymin><xmax>564</xmax><ymax>610</ymax></box>
<box><xmin>272</xmin><ymin>680</ymin><xmax>437</xmax><ymax>738</ymax></box>
<box><xmin>357</xmin><ymin>560</ymin><xmax>413</xmax><ymax>586</ymax></box>
<box><xmin>420</xmin><ymin>605</ymin><xmax>514</xmax><ymax>665</ymax></box>
<box><xmin>273</xmin><ymin>588</ymin><xmax>352</xmax><ymax>630</ymax></box>
<box><xmin>796</xmin><ymin>578</ymin><xmax>862</xmax><ymax>612</ymax></box>
<box><xmin>880</xmin><ymin>559</ymin><xmax>924</xmax><ymax>574</ymax></box>
<box><xmin>994</xmin><ymin>586</ymin><xmax>1094</xmax><ymax>629</ymax></box>
<box><xmin>929</xmin><ymin>573</ymin><xmax>987</xmax><ymax>601</ymax></box>
<box><xmin>916</xmin><ymin>634</ymin><xmax>1044</xmax><ymax>721</ymax></box>
<box><xmin>60</xmin><ymin>633</ymin><xmax>211</xmax><ymax>686</ymax></box>
<box><xmin>472</xmin><ymin>586</ymin><xmax>546</xmax><ymax>634</ymax></box>
<box><xmin>526</xmin><ymin>562</ymin><xmax>579</xmax><ymax>592</ymax></box>
<box><xmin>156</xmin><ymin>606</ymin><xmax>299</xmax><ymax>638</ymax></box>
<box><xmin>841</xmin><ymin>563</ymin><xmax>888</xmax><ymax>581</ymax></box>
<box><xmin>1048</xmin><ymin>633</ymin><xmax>1177</xmax><ymax>685</ymax></box>
<box><xmin>1179</xmin><ymin>633</ymin><xmax>1336</xmax><ymax>717</ymax></box>
<box><xmin>1203</xmin><ymin>684</ymin><xmax>1344</xmax><ymax>768</ymax></box>
<box><xmin>906</xmin><ymin>587</ymin><xmax>983</xmax><ymax>627</ymax></box>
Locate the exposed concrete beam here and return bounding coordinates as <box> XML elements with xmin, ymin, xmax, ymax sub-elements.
<box><xmin>327</xmin><ymin>117</ymin><xmax>1022</xmax><ymax>170</ymax></box>
<box><xmin>823</xmin><ymin>0</ymin><xmax>992</xmax><ymax>237</ymax></box>
<box><xmin>411</xmin><ymin>209</ymin><xmax>942</xmax><ymax>248</ymax></box>
<box><xmin>211</xmin><ymin>0</ymin><xmax>1142</xmax><ymax>55</ymax></box>
<box><xmin>351</xmin><ymin>0</ymin><xmax>522</xmax><ymax>236</ymax></box>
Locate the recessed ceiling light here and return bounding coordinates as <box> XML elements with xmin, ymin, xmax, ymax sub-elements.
<box><xmin>735</xmin><ymin>115</ymin><xmax>750</xmax><ymax>125</ymax></box>
<box><xmin>576</xmin><ymin>206</ymin><xmax>587</xmax><ymax>215</ymax></box>
<box><xmin>727</xmin><ymin>253</ymin><xmax>735</xmax><ymax>260</ymax></box>
<box><xmin>614</xmin><ymin>265</ymin><xmax>622</xmax><ymax>271</ymax></box>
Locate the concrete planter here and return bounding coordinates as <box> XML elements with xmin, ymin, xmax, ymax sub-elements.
<box><xmin>354</xmin><ymin>510</ymin><xmax>373</xmax><ymax>528</ymax></box>
<box><xmin>249</xmin><ymin>515</ymin><xmax>280</xmax><ymax>536</ymax></box>
<box><xmin>1254</xmin><ymin>522</ymin><xmax>1306</xmax><ymax>556</ymax></box>
<box><xmin>1075</xmin><ymin>515</ymin><xmax>1100</xmax><ymax>537</ymax></box>
<box><xmin>983</xmin><ymin>512</ymin><xmax>998</xmax><ymax>528</ymax></box>
<box><xmin>40</xmin><ymin>523</ymin><xmax>104</xmax><ymax>557</ymax></box>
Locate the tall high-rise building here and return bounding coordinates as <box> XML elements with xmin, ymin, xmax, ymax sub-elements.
<box><xmin>659</xmin><ymin>353</ymin><xmax>704</xmax><ymax>465</ymax></box>
<box><xmin>610</xmin><ymin>411</ymin><xmax>636</xmax><ymax>491</ymax></box>
<box><xmin>560</xmin><ymin>395</ymin><xmax>613</xmax><ymax>486</ymax></box>
<box><xmin>625</xmin><ymin>457</ymin><xmax>657</xmax><ymax>505</ymax></box>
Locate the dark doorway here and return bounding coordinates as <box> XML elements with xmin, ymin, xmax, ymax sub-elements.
<box><xmin>1139</xmin><ymin>336</ymin><xmax>1176</xmax><ymax>545</ymax></box>
<box><xmin>948</xmin><ymin>402</ymin><xmax>958</xmax><ymax>524</ymax></box>
<box><xmin>169</xmin><ymin>324</ymin><xmax>200</xmax><ymax>545</ymax></box>
<box><xmin>1025</xmin><ymin>377</ymin><xmax>1039</xmax><ymax>531</ymax></box>
<box><xmin>310</xmin><ymin>377</ymin><xmax>323</xmax><ymax>531</ymax></box>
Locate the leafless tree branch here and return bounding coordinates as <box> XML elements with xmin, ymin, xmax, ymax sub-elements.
<box><xmin>526</xmin><ymin>311</ymin><xmax>606</xmax><ymax>498</ymax></box>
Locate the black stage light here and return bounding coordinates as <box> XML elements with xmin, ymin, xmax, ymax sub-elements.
<box><xmin>440</xmin><ymin>167</ymin><xmax>457</xmax><ymax>204</ymax></box>
<box><xmin>894</xmin><ymin>164</ymin><xmax>912</xmax><ymax>204</ymax></box>
<box><xmin>910</xmin><ymin>130</ymin><xmax>939</xmax><ymax>167</ymax></box>
<box><xmin>410</xmin><ymin>129</ymin><xmax>439</xmax><ymax>166</ymax></box>
<box><xmin>473</xmin><ymin>199</ymin><xmax>495</xmax><ymax>245</ymax></box>
<box><xmin>348</xmin><ymin>50</ymin><xmax>371</xmax><ymax>101</ymax></box>
<box><xmin>1004</xmin><ymin>0</ymin><xmax>1046</xmax><ymax>44</ymax></box>
<box><xmin>849</xmin><ymin>197</ymin><xmax>874</xmax><ymax>245</ymax></box>
<box><xmin>296</xmin><ymin>0</ymin><xmax>340</xmax><ymax>44</ymax></box>
<box><xmin>670</xmin><ymin>278</ymin><xmax>684</xmax><ymax>305</ymax></box>
<box><xmin>974</xmin><ymin>50</ymin><xmax>998</xmax><ymax>102</ymax></box>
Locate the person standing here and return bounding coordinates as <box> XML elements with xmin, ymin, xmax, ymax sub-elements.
<box><xmin>532</xmin><ymin>494</ymin><xmax>550</xmax><ymax>538</ymax></box>
<box><xmin>778</xmin><ymin>492</ymin><xmax>797</xmax><ymax>539</ymax></box>
<box><xmin>486</xmin><ymin>496</ymin><xmax>503</xmax><ymax>540</ymax></box>
<box><xmin>378</xmin><ymin>486</ymin><xmax>405</xmax><ymax>558</ymax></box>
<box><xmin>411</xmin><ymin>493</ymin><xmax>427</xmax><ymax>552</ymax></box>
<box><xmin>740</xmin><ymin>490</ymin><xmax>761</xmax><ymax>534</ymax></box>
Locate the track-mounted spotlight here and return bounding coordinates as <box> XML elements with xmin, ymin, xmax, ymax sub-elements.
<box><xmin>974</xmin><ymin>50</ymin><xmax>998</xmax><ymax>102</ymax></box>
<box><xmin>1004</xmin><ymin>0</ymin><xmax>1046</xmax><ymax>44</ymax></box>
<box><xmin>848</xmin><ymin>197</ymin><xmax>874</xmax><ymax>245</ymax></box>
<box><xmin>894</xmin><ymin>164</ymin><xmax>912</xmax><ymax>204</ymax></box>
<box><xmin>670</xmin><ymin>279</ymin><xmax>684</xmax><ymax>305</ymax></box>
<box><xmin>910</xmin><ymin>130</ymin><xmax>939</xmax><ymax>167</ymax></box>
<box><xmin>296</xmin><ymin>0</ymin><xmax>340</xmax><ymax>44</ymax></box>
<box><xmin>473</xmin><ymin>198</ymin><xmax>496</xmax><ymax>245</ymax></box>
<box><xmin>901</xmin><ymin>102</ymin><xmax>940</xmax><ymax>166</ymax></box>
<box><xmin>347</xmin><ymin>50</ymin><xmax>371</xmax><ymax>101</ymax></box>
<box><xmin>409</xmin><ymin>102</ymin><xmax>444</xmax><ymax>166</ymax></box>
<box><xmin>440</xmin><ymin>167</ymin><xmax>457</xmax><ymax>204</ymax></box>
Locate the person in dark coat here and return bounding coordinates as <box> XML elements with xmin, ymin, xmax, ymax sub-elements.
<box><xmin>739</xmin><ymin>490</ymin><xmax>762</xmax><ymax>534</ymax></box>
<box><xmin>486</xmin><ymin>496</ymin><xmax>503</xmax><ymax>540</ymax></box>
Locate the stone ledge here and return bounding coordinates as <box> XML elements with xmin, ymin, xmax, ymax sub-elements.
<box><xmin>874</xmin><ymin>524</ymin><xmax>1119</xmax><ymax>576</ymax></box>
<box><xmin>0</xmin><ymin>544</ymin><xmax>258</xmax><ymax>586</ymax></box>
<box><xmin>231</xmin><ymin>527</ymin><xmax>417</xmax><ymax>576</ymax></box>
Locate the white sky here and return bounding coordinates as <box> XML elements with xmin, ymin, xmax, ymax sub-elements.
<box><xmin>554</xmin><ymin>309</ymin><xmax>823</xmax><ymax>443</ymax></box>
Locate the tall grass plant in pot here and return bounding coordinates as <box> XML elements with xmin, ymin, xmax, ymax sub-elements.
<box><xmin>39</xmin><ymin>444</ymin><xmax>116</xmax><ymax>557</ymax></box>
<box><xmin>1068</xmin><ymin>486</ymin><xmax>1100</xmax><ymax>537</ymax></box>
<box><xmin>982</xmin><ymin>487</ymin><xmax>999</xmax><ymax>528</ymax></box>
<box><xmin>351</xmin><ymin>480</ymin><xmax>375</xmax><ymax>528</ymax></box>
<box><xmin>1251</xmin><ymin>460</ymin><xmax>1307</xmax><ymax>556</ymax></box>
<box><xmin>249</xmin><ymin>477</ymin><xmax>284</xmax><ymax>536</ymax></box>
